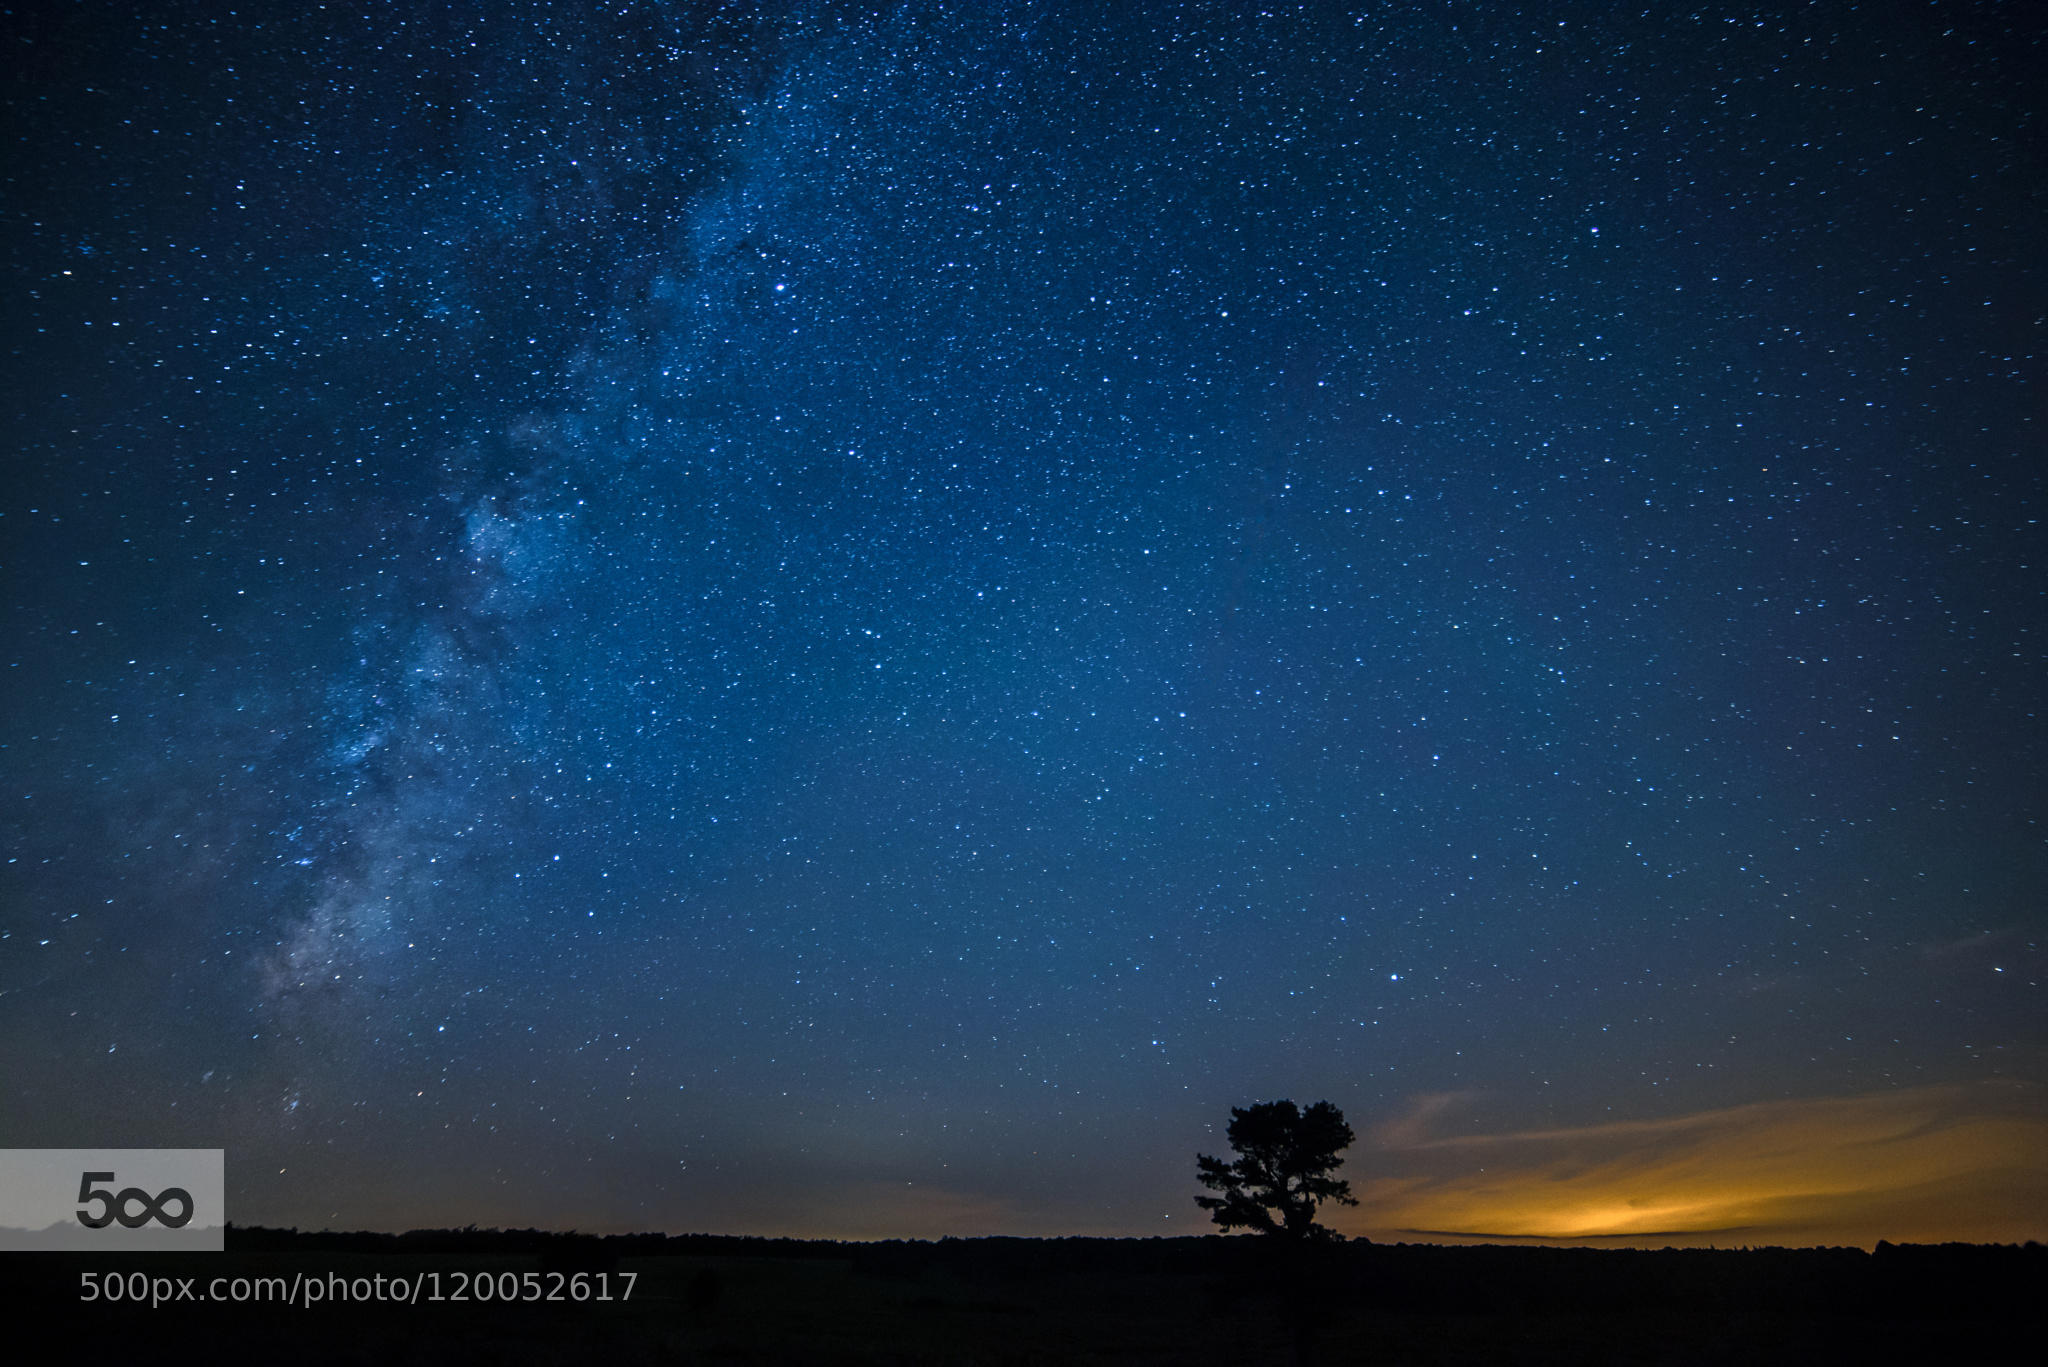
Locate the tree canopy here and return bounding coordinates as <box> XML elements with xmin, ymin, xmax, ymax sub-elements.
<box><xmin>1195</xmin><ymin>1099</ymin><xmax>1357</xmax><ymax>1241</ymax></box>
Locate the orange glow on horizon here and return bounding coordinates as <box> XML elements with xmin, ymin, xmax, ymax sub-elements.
<box><xmin>1342</xmin><ymin>1081</ymin><xmax>2048</xmax><ymax>1247</ymax></box>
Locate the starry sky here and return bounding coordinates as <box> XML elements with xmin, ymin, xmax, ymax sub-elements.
<box><xmin>3</xmin><ymin>2</ymin><xmax>2042</xmax><ymax>1246</ymax></box>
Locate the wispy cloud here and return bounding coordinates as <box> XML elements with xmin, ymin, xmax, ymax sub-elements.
<box><xmin>1345</xmin><ymin>1082</ymin><xmax>2048</xmax><ymax>1247</ymax></box>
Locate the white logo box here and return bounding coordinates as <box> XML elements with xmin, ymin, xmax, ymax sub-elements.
<box><xmin>0</xmin><ymin>1149</ymin><xmax>225</xmax><ymax>1251</ymax></box>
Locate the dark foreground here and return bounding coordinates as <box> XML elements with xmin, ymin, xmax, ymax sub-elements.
<box><xmin>6</xmin><ymin>1228</ymin><xmax>2038</xmax><ymax>1365</ymax></box>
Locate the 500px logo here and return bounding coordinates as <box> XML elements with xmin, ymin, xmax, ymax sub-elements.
<box><xmin>2</xmin><ymin>1149</ymin><xmax>223</xmax><ymax>1250</ymax></box>
<box><xmin>75</xmin><ymin>1172</ymin><xmax>194</xmax><ymax>1230</ymax></box>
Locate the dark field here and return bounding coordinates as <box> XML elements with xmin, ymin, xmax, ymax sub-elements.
<box><xmin>6</xmin><ymin>1229</ymin><xmax>2038</xmax><ymax>1364</ymax></box>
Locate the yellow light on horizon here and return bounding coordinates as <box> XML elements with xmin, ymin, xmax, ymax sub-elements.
<box><xmin>1346</xmin><ymin>1082</ymin><xmax>2048</xmax><ymax>1247</ymax></box>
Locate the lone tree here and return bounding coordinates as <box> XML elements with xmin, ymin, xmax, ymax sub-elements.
<box><xmin>1195</xmin><ymin>1099</ymin><xmax>1357</xmax><ymax>1241</ymax></box>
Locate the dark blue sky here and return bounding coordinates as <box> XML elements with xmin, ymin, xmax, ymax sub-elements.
<box><xmin>3</xmin><ymin>2</ymin><xmax>2041</xmax><ymax>1243</ymax></box>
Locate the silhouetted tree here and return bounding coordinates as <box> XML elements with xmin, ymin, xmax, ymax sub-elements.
<box><xmin>1195</xmin><ymin>1099</ymin><xmax>1357</xmax><ymax>1241</ymax></box>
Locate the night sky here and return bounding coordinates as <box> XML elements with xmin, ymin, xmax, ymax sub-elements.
<box><xmin>4</xmin><ymin>2</ymin><xmax>2042</xmax><ymax>1247</ymax></box>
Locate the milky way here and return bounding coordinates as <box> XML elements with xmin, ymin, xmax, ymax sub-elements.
<box><xmin>3</xmin><ymin>3</ymin><xmax>2041</xmax><ymax>1241</ymax></box>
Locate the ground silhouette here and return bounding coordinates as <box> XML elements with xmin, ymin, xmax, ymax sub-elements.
<box><xmin>5</xmin><ymin>1227</ymin><xmax>2039</xmax><ymax>1364</ymax></box>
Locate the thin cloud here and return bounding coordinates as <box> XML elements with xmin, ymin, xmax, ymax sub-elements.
<box><xmin>1345</xmin><ymin>1082</ymin><xmax>2048</xmax><ymax>1247</ymax></box>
